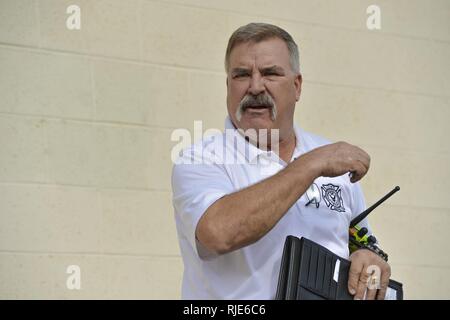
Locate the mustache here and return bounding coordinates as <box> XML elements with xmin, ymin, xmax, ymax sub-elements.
<box><xmin>236</xmin><ymin>94</ymin><xmax>277</xmax><ymax>121</ymax></box>
<box><xmin>240</xmin><ymin>93</ymin><xmax>275</xmax><ymax>110</ymax></box>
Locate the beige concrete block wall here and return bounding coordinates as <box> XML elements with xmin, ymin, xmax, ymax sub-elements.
<box><xmin>0</xmin><ymin>0</ymin><xmax>448</xmax><ymax>299</ymax></box>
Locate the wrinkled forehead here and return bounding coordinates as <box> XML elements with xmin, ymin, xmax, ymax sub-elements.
<box><xmin>228</xmin><ymin>38</ymin><xmax>291</xmax><ymax>71</ymax></box>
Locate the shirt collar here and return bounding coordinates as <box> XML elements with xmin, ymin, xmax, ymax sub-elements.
<box><xmin>224</xmin><ymin>116</ymin><xmax>303</xmax><ymax>164</ymax></box>
<box><xmin>291</xmin><ymin>125</ymin><xmax>304</xmax><ymax>161</ymax></box>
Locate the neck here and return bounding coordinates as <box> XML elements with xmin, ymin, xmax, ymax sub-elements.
<box><xmin>277</xmin><ymin>130</ymin><xmax>296</xmax><ymax>163</ymax></box>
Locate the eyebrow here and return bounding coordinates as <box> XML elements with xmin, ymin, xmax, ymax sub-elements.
<box><xmin>231</xmin><ymin>68</ymin><xmax>251</xmax><ymax>77</ymax></box>
<box><xmin>260</xmin><ymin>65</ymin><xmax>285</xmax><ymax>75</ymax></box>
<box><xmin>230</xmin><ymin>65</ymin><xmax>286</xmax><ymax>77</ymax></box>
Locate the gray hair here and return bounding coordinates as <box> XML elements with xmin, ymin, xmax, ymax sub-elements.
<box><xmin>225</xmin><ymin>23</ymin><xmax>300</xmax><ymax>74</ymax></box>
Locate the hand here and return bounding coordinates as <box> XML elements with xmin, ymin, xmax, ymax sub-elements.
<box><xmin>348</xmin><ymin>249</ymin><xmax>391</xmax><ymax>300</ymax></box>
<box><xmin>306</xmin><ymin>142</ymin><xmax>370</xmax><ymax>183</ymax></box>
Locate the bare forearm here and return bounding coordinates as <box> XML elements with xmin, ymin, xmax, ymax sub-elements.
<box><xmin>196</xmin><ymin>154</ymin><xmax>318</xmax><ymax>254</ymax></box>
<box><xmin>196</xmin><ymin>141</ymin><xmax>370</xmax><ymax>255</ymax></box>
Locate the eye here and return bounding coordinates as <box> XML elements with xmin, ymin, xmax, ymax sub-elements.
<box><xmin>263</xmin><ymin>71</ymin><xmax>280</xmax><ymax>77</ymax></box>
<box><xmin>233</xmin><ymin>73</ymin><xmax>249</xmax><ymax>79</ymax></box>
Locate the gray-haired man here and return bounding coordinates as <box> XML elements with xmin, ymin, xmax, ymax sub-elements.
<box><xmin>172</xmin><ymin>23</ymin><xmax>390</xmax><ymax>299</ymax></box>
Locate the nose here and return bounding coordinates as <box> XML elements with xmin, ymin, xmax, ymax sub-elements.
<box><xmin>248</xmin><ymin>72</ymin><xmax>265</xmax><ymax>96</ymax></box>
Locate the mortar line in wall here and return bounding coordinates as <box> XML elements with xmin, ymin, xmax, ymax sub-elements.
<box><xmin>1</xmin><ymin>250</ymin><xmax>448</xmax><ymax>269</ymax></box>
<box><xmin>1</xmin><ymin>110</ymin><xmax>449</xmax><ymax>153</ymax></box>
<box><xmin>89</xmin><ymin>59</ymin><xmax>97</xmax><ymax>124</ymax></box>
<box><xmin>0</xmin><ymin>42</ymin><xmax>225</xmax><ymax>76</ymax></box>
<box><xmin>355</xmin><ymin>143</ymin><xmax>450</xmax><ymax>156</ymax></box>
<box><xmin>304</xmin><ymin>80</ymin><xmax>450</xmax><ymax>101</ymax></box>
<box><xmin>0</xmin><ymin>110</ymin><xmax>449</xmax><ymax>159</ymax></box>
<box><xmin>43</xmin><ymin>109</ymin><xmax>51</xmax><ymax>191</ymax></box>
<box><xmin>1</xmin><ymin>112</ymin><xmax>449</xmax><ymax>157</ymax></box>
<box><xmin>361</xmin><ymin>196</ymin><xmax>450</xmax><ymax>213</ymax></box>
<box><xmin>147</xmin><ymin>0</ymin><xmax>450</xmax><ymax>45</ymax></box>
<box><xmin>0</xmin><ymin>41</ymin><xmax>449</xmax><ymax>101</ymax></box>
<box><xmin>96</xmin><ymin>188</ymin><xmax>105</xmax><ymax>256</ymax></box>
<box><xmin>33</xmin><ymin>0</ymin><xmax>42</xmax><ymax>49</ymax></box>
<box><xmin>366</xmin><ymin>203</ymin><xmax>450</xmax><ymax>213</ymax></box>
<box><xmin>1</xmin><ymin>105</ymin><xmax>449</xmax><ymax>137</ymax></box>
<box><xmin>0</xmin><ymin>111</ymin><xmax>180</xmax><ymax>131</ymax></box>
<box><xmin>137</xmin><ymin>0</ymin><xmax>144</xmax><ymax>62</ymax></box>
<box><xmin>390</xmin><ymin>263</ymin><xmax>450</xmax><ymax>270</ymax></box>
<box><xmin>1</xmin><ymin>181</ymin><xmax>450</xmax><ymax>212</ymax></box>
<box><xmin>0</xmin><ymin>181</ymin><xmax>170</xmax><ymax>193</ymax></box>
<box><xmin>0</xmin><ymin>250</ymin><xmax>181</xmax><ymax>259</ymax></box>
<box><xmin>2</xmin><ymin>107</ymin><xmax>448</xmax><ymax>157</ymax></box>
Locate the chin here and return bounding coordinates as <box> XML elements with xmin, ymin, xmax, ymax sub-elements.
<box><xmin>241</xmin><ymin>117</ymin><xmax>274</xmax><ymax>131</ymax></box>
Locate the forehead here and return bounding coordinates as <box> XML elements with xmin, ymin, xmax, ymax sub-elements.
<box><xmin>228</xmin><ymin>37</ymin><xmax>291</xmax><ymax>69</ymax></box>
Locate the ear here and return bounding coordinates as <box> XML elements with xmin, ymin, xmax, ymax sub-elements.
<box><xmin>294</xmin><ymin>73</ymin><xmax>302</xmax><ymax>101</ymax></box>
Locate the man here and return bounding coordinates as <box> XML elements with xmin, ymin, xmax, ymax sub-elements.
<box><xmin>172</xmin><ymin>23</ymin><xmax>390</xmax><ymax>299</ymax></box>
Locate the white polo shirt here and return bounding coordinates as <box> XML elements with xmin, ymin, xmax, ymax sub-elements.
<box><xmin>172</xmin><ymin>117</ymin><xmax>370</xmax><ymax>299</ymax></box>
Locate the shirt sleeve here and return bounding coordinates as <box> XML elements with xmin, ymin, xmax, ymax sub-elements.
<box><xmin>171</xmin><ymin>159</ymin><xmax>235</xmax><ymax>258</ymax></box>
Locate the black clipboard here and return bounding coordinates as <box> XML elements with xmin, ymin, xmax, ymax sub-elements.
<box><xmin>275</xmin><ymin>236</ymin><xmax>403</xmax><ymax>300</ymax></box>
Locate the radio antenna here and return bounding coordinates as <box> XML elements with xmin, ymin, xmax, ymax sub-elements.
<box><xmin>350</xmin><ymin>186</ymin><xmax>400</xmax><ymax>228</ymax></box>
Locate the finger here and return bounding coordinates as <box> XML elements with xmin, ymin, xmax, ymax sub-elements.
<box><xmin>357</xmin><ymin>152</ymin><xmax>370</xmax><ymax>173</ymax></box>
<box><xmin>355</xmin><ymin>147</ymin><xmax>371</xmax><ymax>168</ymax></box>
<box><xmin>365</xmin><ymin>280</ymin><xmax>378</xmax><ymax>300</ymax></box>
<box><xmin>366</xmin><ymin>288</ymin><xmax>377</xmax><ymax>300</ymax></box>
<box><xmin>352</xmin><ymin>148</ymin><xmax>370</xmax><ymax>175</ymax></box>
<box><xmin>355</xmin><ymin>271</ymin><xmax>370</xmax><ymax>300</ymax></box>
<box><xmin>350</xmin><ymin>161</ymin><xmax>367</xmax><ymax>183</ymax></box>
<box><xmin>348</xmin><ymin>258</ymin><xmax>364</xmax><ymax>296</ymax></box>
<box><xmin>376</xmin><ymin>270</ymin><xmax>391</xmax><ymax>300</ymax></box>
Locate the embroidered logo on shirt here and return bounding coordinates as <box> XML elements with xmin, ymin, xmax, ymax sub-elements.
<box><xmin>305</xmin><ymin>183</ymin><xmax>321</xmax><ymax>208</ymax></box>
<box><xmin>321</xmin><ymin>183</ymin><xmax>346</xmax><ymax>212</ymax></box>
